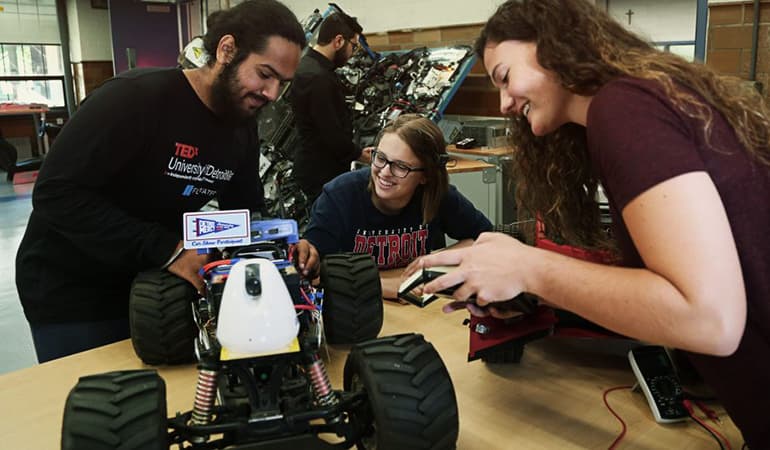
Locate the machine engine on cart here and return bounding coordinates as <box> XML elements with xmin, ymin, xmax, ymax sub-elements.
<box><xmin>257</xmin><ymin>4</ymin><xmax>475</xmax><ymax>231</ymax></box>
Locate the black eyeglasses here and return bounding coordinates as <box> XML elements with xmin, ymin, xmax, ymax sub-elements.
<box><xmin>371</xmin><ymin>150</ymin><xmax>425</xmax><ymax>178</ymax></box>
<box><xmin>348</xmin><ymin>38</ymin><xmax>360</xmax><ymax>52</ymax></box>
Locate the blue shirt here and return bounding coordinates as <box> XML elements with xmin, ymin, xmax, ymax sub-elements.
<box><xmin>304</xmin><ymin>168</ymin><xmax>492</xmax><ymax>269</ymax></box>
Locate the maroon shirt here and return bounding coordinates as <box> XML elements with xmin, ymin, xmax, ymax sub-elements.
<box><xmin>587</xmin><ymin>77</ymin><xmax>770</xmax><ymax>447</ymax></box>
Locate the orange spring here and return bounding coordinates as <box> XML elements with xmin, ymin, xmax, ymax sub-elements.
<box><xmin>306</xmin><ymin>359</ymin><xmax>336</xmax><ymax>406</ymax></box>
<box><xmin>191</xmin><ymin>368</ymin><xmax>218</xmax><ymax>425</ymax></box>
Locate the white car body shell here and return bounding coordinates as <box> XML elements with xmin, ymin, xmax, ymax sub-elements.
<box><xmin>216</xmin><ymin>259</ymin><xmax>299</xmax><ymax>355</ymax></box>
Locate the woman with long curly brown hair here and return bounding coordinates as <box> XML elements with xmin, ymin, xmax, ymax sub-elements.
<box><xmin>407</xmin><ymin>0</ymin><xmax>770</xmax><ymax>446</ymax></box>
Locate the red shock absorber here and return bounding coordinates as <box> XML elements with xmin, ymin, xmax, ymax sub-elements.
<box><xmin>306</xmin><ymin>355</ymin><xmax>337</xmax><ymax>407</ymax></box>
<box><xmin>190</xmin><ymin>368</ymin><xmax>218</xmax><ymax>426</ymax></box>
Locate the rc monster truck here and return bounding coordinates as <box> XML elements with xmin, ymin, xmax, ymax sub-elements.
<box><xmin>129</xmin><ymin>217</ymin><xmax>384</xmax><ymax>364</ymax></box>
<box><xmin>61</xmin><ymin>216</ymin><xmax>459</xmax><ymax>449</ymax></box>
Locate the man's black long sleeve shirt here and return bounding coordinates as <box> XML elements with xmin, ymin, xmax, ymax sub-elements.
<box><xmin>289</xmin><ymin>48</ymin><xmax>359</xmax><ymax>198</ymax></box>
<box><xmin>15</xmin><ymin>68</ymin><xmax>265</xmax><ymax>324</ymax></box>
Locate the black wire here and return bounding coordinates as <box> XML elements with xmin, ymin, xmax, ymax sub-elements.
<box><xmin>691</xmin><ymin>416</ymin><xmax>725</xmax><ymax>450</ymax></box>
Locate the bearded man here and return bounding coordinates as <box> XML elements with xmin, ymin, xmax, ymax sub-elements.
<box><xmin>288</xmin><ymin>12</ymin><xmax>371</xmax><ymax>204</ymax></box>
<box><xmin>15</xmin><ymin>0</ymin><xmax>319</xmax><ymax>363</ymax></box>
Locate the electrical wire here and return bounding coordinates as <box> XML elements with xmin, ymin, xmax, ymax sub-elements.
<box><xmin>300</xmin><ymin>286</ymin><xmax>317</xmax><ymax>307</ymax></box>
<box><xmin>683</xmin><ymin>399</ymin><xmax>732</xmax><ymax>450</ymax></box>
<box><xmin>200</xmin><ymin>259</ymin><xmax>236</xmax><ymax>276</ymax></box>
<box><xmin>693</xmin><ymin>400</ymin><xmax>721</xmax><ymax>424</ymax></box>
<box><xmin>690</xmin><ymin>415</ymin><xmax>725</xmax><ymax>450</ymax></box>
<box><xmin>288</xmin><ymin>244</ymin><xmax>295</xmax><ymax>264</ymax></box>
<box><xmin>604</xmin><ymin>386</ymin><xmax>736</xmax><ymax>450</ymax></box>
<box><xmin>603</xmin><ymin>385</ymin><xmax>634</xmax><ymax>450</ymax></box>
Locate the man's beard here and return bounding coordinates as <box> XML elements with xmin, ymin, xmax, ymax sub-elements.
<box><xmin>210</xmin><ymin>61</ymin><xmax>267</xmax><ymax>125</ymax></box>
<box><xmin>333</xmin><ymin>47</ymin><xmax>349</xmax><ymax>68</ymax></box>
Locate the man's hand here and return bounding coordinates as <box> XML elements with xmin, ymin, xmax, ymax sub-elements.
<box><xmin>294</xmin><ymin>239</ymin><xmax>320</xmax><ymax>278</ymax></box>
<box><xmin>167</xmin><ymin>248</ymin><xmax>210</xmax><ymax>294</ymax></box>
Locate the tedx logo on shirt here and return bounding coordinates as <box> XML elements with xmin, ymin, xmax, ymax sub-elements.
<box><xmin>175</xmin><ymin>142</ymin><xmax>199</xmax><ymax>159</ymax></box>
<box><xmin>164</xmin><ymin>141</ymin><xmax>235</xmax><ymax>184</ymax></box>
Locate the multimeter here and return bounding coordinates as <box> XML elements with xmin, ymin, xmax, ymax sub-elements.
<box><xmin>628</xmin><ymin>345</ymin><xmax>689</xmax><ymax>423</ymax></box>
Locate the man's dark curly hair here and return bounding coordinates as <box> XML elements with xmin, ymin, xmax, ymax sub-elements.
<box><xmin>317</xmin><ymin>12</ymin><xmax>363</xmax><ymax>45</ymax></box>
<box><xmin>202</xmin><ymin>0</ymin><xmax>306</xmax><ymax>68</ymax></box>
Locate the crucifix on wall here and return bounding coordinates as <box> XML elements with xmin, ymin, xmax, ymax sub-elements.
<box><xmin>625</xmin><ymin>9</ymin><xmax>634</xmax><ymax>25</ymax></box>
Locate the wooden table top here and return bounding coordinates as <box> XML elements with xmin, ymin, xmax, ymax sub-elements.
<box><xmin>447</xmin><ymin>144</ymin><xmax>513</xmax><ymax>157</ymax></box>
<box><xmin>446</xmin><ymin>155</ymin><xmax>495</xmax><ymax>174</ymax></box>
<box><xmin>0</xmin><ymin>104</ymin><xmax>49</xmax><ymax>116</ymax></box>
<box><xmin>0</xmin><ymin>301</ymin><xmax>744</xmax><ymax>449</ymax></box>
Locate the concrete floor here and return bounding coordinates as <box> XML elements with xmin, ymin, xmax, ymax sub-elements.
<box><xmin>0</xmin><ymin>173</ymin><xmax>38</xmax><ymax>374</ymax></box>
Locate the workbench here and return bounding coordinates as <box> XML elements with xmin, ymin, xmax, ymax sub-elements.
<box><xmin>0</xmin><ymin>300</ymin><xmax>743</xmax><ymax>449</ymax></box>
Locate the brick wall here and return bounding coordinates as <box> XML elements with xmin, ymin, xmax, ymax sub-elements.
<box><xmin>707</xmin><ymin>0</ymin><xmax>770</xmax><ymax>101</ymax></box>
<box><xmin>365</xmin><ymin>23</ymin><xmax>504</xmax><ymax>117</ymax></box>
<box><xmin>366</xmin><ymin>2</ymin><xmax>770</xmax><ymax>116</ymax></box>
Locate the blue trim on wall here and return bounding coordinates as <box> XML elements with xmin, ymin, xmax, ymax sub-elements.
<box><xmin>695</xmin><ymin>0</ymin><xmax>708</xmax><ymax>62</ymax></box>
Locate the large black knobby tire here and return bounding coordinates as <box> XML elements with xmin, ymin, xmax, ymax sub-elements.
<box><xmin>62</xmin><ymin>370</ymin><xmax>168</xmax><ymax>450</ymax></box>
<box><xmin>320</xmin><ymin>253</ymin><xmax>383</xmax><ymax>344</ymax></box>
<box><xmin>343</xmin><ymin>333</ymin><xmax>459</xmax><ymax>449</ymax></box>
<box><xmin>129</xmin><ymin>270</ymin><xmax>197</xmax><ymax>365</ymax></box>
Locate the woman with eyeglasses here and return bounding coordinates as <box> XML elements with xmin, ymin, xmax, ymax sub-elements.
<box><xmin>303</xmin><ymin>114</ymin><xmax>492</xmax><ymax>298</ymax></box>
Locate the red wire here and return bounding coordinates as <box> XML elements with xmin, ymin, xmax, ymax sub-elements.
<box><xmin>300</xmin><ymin>286</ymin><xmax>316</xmax><ymax>307</ymax></box>
<box><xmin>603</xmin><ymin>385</ymin><xmax>634</xmax><ymax>450</ymax></box>
<box><xmin>693</xmin><ymin>400</ymin><xmax>721</xmax><ymax>424</ymax></box>
<box><xmin>683</xmin><ymin>400</ymin><xmax>732</xmax><ymax>450</ymax></box>
<box><xmin>201</xmin><ymin>259</ymin><xmax>233</xmax><ymax>274</ymax></box>
<box><xmin>294</xmin><ymin>304</ymin><xmax>316</xmax><ymax>310</ymax></box>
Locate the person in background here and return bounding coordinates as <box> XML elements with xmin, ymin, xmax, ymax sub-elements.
<box><xmin>15</xmin><ymin>0</ymin><xmax>319</xmax><ymax>363</ymax></box>
<box><xmin>407</xmin><ymin>1</ymin><xmax>770</xmax><ymax>447</ymax></box>
<box><xmin>304</xmin><ymin>114</ymin><xmax>492</xmax><ymax>299</ymax></box>
<box><xmin>289</xmin><ymin>11</ymin><xmax>371</xmax><ymax>204</ymax></box>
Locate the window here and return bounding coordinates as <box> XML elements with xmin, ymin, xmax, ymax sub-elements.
<box><xmin>655</xmin><ymin>41</ymin><xmax>696</xmax><ymax>62</ymax></box>
<box><xmin>0</xmin><ymin>0</ymin><xmax>64</xmax><ymax>107</ymax></box>
<box><xmin>0</xmin><ymin>43</ymin><xmax>65</xmax><ymax>107</ymax></box>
